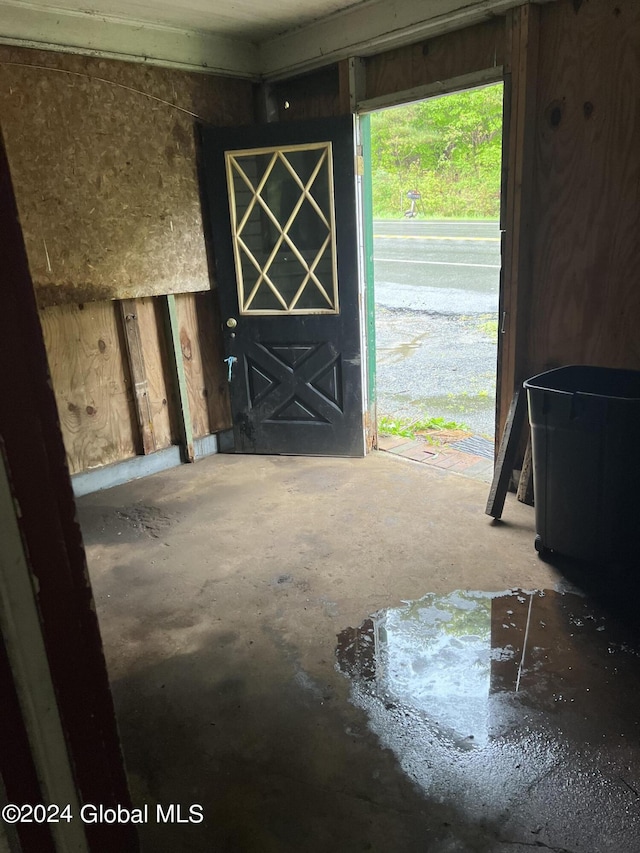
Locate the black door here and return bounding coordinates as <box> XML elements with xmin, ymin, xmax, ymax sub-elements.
<box><xmin>200</xmin><ymin>116</ymin><xmax>365</xmax><ymax>456</ymax></box>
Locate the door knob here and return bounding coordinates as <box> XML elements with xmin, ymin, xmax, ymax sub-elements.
<box><xmin>226</xmin><ymin>317</ymin><xmax>237</xmax><ymax>329</ymax></box>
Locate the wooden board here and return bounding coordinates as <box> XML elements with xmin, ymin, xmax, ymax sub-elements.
<box><xmin>485</xmin><ymin>388</ymin><xmax>527</xmax><ymax>520</ymax></box>
<box><xmin>0</xmin><ymin>129</ymin><xmax>138</xmax><ymax>853</ymax></box>
<box><xmin>129</xmin><ymin>297</ymin><xmax>175</xmax><ymax>452</ymax></box>
<box><xmin>119</xmin><ymin>299</ymin><xmax>157</xmax><ymax>455</ymax></box>
<box><xmin>0</xmin><ymin>45</ymin><xmax>254</xmax><ymax>307</ymax></box>
<box><xmin>273</xmin><ymin>64</ymin><xmax>344</xmax><ymax>121</ymax></box>
<box><xmin>526</xmin><ymin>0</ymin><xmax>640</xmax><ymax>376</ymax></box>
<box><xmin>496</xmin><ymin>4</ymin><xmax>539</xmax><ymax>441</ymax></box>
<box><xmin>38</xmin><ymin>302</ymin><xmax>138</xmax><ymax>474</ymax></box>
<box><xmin>174</xmin><ymin>291</ymin><xmax>232</xmax><ymax>439</ymax></box>
<box><xmin>365</xmin><ymin>18</ymin><xmax>505</xmax><ymax>102</ymax></box>
<box><xmin>517</xmin><ymin>434</ymin><xmax>534</xmax><ymax>506</ymax></box>
<box><xmin>273</xmin><ymin>21</ymin><xmax>505</xmax><ymax>120</ymax></box>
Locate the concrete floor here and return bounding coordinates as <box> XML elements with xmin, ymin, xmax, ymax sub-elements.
<box><xmin>78</xmin><ymin>450</ymin><xmax>640</xmax><ymax>853</ymax></box>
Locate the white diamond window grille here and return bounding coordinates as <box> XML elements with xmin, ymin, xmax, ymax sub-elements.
<box><xmin>225</xmin><ymin>142</ymin><xmax>339</xmax><ymax>315</ymax></box>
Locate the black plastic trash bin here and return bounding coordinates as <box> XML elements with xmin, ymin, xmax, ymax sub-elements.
<box><xmin>524</xmin><ymin>365</ymin><xmax>640</xmax><ymax>563</ymax></box>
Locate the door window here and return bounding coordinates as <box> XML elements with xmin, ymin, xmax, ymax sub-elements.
<box><xmin>225</xmin><ymin>142</ymin><xmax>339</xmax><ymax>315</ymax></box>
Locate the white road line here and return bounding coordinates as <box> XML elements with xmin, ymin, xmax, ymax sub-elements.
<box><xmin>374</xmin><ymin>234</ymin><xmax>500</xmax><ymax>242</ymax></box>
<box><xmin>374</xmin><ymin>258</ymin><xmax>500</xmax><ymax>269</ymax></box>
<box><xmin>373</xmin><ymin>218</ymin><xmax>498</xmax><ymax>221</ymax></box>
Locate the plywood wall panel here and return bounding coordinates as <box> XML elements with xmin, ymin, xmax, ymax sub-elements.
<box><xmin>0</xmin><ymin>45</ymin><xmax>254</xmax><ymax>307</ymax></box>
<box><xmin>365</xmin><ymin>18</ymin><xmax>505</xmax><ymax>102</ymax></box>
<box><xmin>39</xmin><ymin>302</ymin><xmax>138</xmax><ymax>474</ymax></box>
<box><xmin>526</xmin><ymin>0</ymin><xmax>640</xmax><ymax>376</ymax></box>
<box><xmin>174</xmin><ymin>292</ymin><xmax>232</xmax><ymax>438</ymax></box>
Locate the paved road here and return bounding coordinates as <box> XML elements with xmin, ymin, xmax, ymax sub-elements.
<box><xmin>373</xmin><ymin>220</ymin><xmax>501</xmax><ymax>314</ymax></box>
<box><xmin>373</xmin><ymin>220</ymin><xmax>500</xmax><ymax>438</ymax></box>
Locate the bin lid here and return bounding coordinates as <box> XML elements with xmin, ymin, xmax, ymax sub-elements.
<box><xmin>523</xmin><ymin>365</ymin><xmax>640</xmax><ymax>400</ymax></box>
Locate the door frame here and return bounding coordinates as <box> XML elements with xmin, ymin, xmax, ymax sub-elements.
<box><xmin>354</xmin><ymin>66</ymin><xmax>507</xmax><ymax>449</ymax></box>
<box><xmin>350</xmin><ymin>6</ymin><xmax>538</xmax><ymax>449</ymax></box>
<box><xmin>356</xmin><ymin>111</ymin><xmax>377</xmax><ymax>451</ymax></box>
<box><xmin>0</xmin><ymin>132</ymin><xmax>138</xmax><ymax>853</ymax></box>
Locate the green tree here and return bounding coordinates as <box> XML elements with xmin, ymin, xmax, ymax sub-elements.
<box><xmin>370</xmin><ymin>83</ymin><xmax>503</xmax><ymax>218</ymax></box>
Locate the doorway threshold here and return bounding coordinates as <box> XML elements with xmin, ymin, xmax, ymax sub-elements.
<box><xmin>378</xmin><ymin>433</ymin><xmax>494</xmax><ymax>483</ymax></box>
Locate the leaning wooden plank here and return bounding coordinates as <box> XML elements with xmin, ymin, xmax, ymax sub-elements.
<box><xmin>119</xmin><ymin>299</ymin><xmax>156</xmax><ymax>455</ymax></box>
<box><xmin>161</xmin><ymin>294</ymin><xmax>195</xmax><ymax>463</ymax></box>
<box><xmin>517</xmin><ymin>433</ymin><xmax>534</xmax><ymax>506</ymax></box>
<box><xmin>485</xmin><ymin>388</ymin><xmax>527</xmax><ymax>519</ymax></box>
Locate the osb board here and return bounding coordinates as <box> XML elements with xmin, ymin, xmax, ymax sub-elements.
<box><xmin>39</xmin><ymin>301</ymin><xmax>138</xmax><ymax>475</ymax></box>
<box><xmin>134</xmin><ymin>297</ymin><xmax>175</xmax><ymax>451</ymax></box>
<box><xmin>365</xmin><ymin>18</ymin><xmax>505</xmax><ymax>101</ymax></box>
<box><xmin>526</xmin><ymin>0</ymin><xmax>640</xmax><ymax>375</ymax></box>
<box><xmin>0</xmin><ymin>45</ymin><xmax>254</xmax><ymax>307</ymax></box>
<box><xmin>174</xmin><ymin>291</ymin><xmax>232</xmax><ymax>438</ymax></box>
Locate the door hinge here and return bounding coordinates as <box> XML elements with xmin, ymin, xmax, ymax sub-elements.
<box><xmin>356</xmin><ymin>154</ymin><xmax>364</xmax><ymax>176</ymax></box>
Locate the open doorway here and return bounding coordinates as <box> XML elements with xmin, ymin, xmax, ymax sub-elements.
<box><xmin>364</xmin><ymin>83</ymin><xmax>503</xmax><ymax>478</ymax></box>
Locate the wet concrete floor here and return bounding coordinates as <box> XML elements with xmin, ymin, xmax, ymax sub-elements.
<box><xmin>78</xmin><ymin>451</ymin><xmax>640</xmax><ymax>852</ymax></box>
<box><xmin>338</xmin><ymin>589</ymin><xmax>640</xmax><ymax>851</ymax></box>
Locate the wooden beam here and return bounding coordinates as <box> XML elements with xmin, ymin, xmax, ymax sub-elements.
<box><xmin>119</xmin><ymin>299</ymin><xmax>157</xmax><ymax>456</ymax></box>
<box><xmin>162</xmin><ymin>294</ymin><xmax>195</xmax><ymax>463</ymax></box>
<box><xmin>358</xmin><ymin>66</ymin><xmax>503</xmax><ymax>113</ymax></box>
<box><xmin>260</xmin><ymin>0</ymin><xmax>544</xmax><ymax>80</ymax></box>
<box><xmin>0</xmin><ymin>2</ymin><xmax>259</xmax><ymax>78</ymax></box>
<box><xmin>496</xmin><ymin>3</ymin><xmax>539</xmax><ymax>442</ymax></box>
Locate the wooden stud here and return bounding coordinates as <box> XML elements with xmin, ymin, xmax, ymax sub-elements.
<box><xmin>119</xmin><ymin>299</ymin><xmax>156</xmax><ymax>455</ymax></box>
<box><xmin>348</xmin><ymin>56</ymin><xmax>367</xmax><ymax>113</ymax></box>
<box><xmin>486</xmin><ymin>388</ymin><xmax>527</xmax><ymax>519</ymax></box>
<box><xmin>496</xmin><ymin>5</ymin><xmax>539</xmax><ymax>443</ymax></box>
<box><xmin>161</xmin><ymin>294</ymin><xmax>195</xmax><ymax>463</ymax></box>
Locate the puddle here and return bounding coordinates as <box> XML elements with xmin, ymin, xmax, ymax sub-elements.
<box><xmin>377</xmin><ymin>331</ymin><xmax>430</xmax><ymax>364</ymax></box>
<box><xmin>336</xmin><ymin>589</ymin><xmax>640</xmax><ymax>839</ymax></box>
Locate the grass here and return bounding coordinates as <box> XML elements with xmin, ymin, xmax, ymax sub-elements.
<box><xmin>476</xmin><ymin>315</ymin><xmax>499</xmax><ymax>338</ymax></box>
<box><xmin>379</xmin><ymin>414</ymin><xmax>470</xmax><ymax>440</ymax></box>
<box><xmin>378</xmin><ymin>417</ymin><xmax>415</xmax><ymax>438</ymax></box>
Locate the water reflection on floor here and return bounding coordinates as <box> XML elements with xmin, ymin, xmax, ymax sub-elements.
<box><xmin>337</xmin><ymin>589</ymin><xmax>640</xmax><ymax>851</ymax></box>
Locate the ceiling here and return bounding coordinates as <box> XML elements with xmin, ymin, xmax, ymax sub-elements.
<box><xmin>0</xmin><ymin>0</ymin><xmax>538</xmax><ymax>80</ymax></box>
<box><xmin>12</xmin><ymin>0</ymin><xmax>373</xmax><ymax>41</ymax></box>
